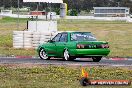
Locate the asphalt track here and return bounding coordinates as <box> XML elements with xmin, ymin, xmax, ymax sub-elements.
<box><xmin>0</xmin><ymin>57</ymin><xmax>132</xmax><ymax>66</ymax></box>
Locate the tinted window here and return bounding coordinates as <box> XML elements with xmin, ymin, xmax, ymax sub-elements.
<box><xmin>59</xmin><ymin>33</ymin><xmax>68</xmax><ymax>42</ymax></box>
<box><xmin>52</xmin><ymin>33</ymin><xmax>61</xmax><ymax>42</ymax></box>
<box><xmin>71</xmin><ymin>32</ymin><xmax>97</xmax><ymax>41</ymax></box>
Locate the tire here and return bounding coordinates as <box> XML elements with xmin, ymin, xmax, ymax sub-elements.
<box><xmin>13</xmin><ymin>31</ymin><xmax>24</xmax><ymax>34</ymax></box>
<box><xmin>13</xmin><ymin>41</ymin><xmax>24</xmax><ymax>43</ymax></box>
<box><xmin>13</xmin><ymin>34</ymin><xmax>23</xmax><ymax>37</ymax></box>
<box><xmin>13</xmin><ymin>46</ymin><xmax>23</xmax><ymax>48</ymax></box>
<box><xmin>63</xmin><ymin>49</ymin><xmax>70</xmax><ymax>61</ymax></box>
<box><xmin>39</xmin><ymin>48</ymin><xmax>50</xmax><ymax>60</ymax></box>
<box><xmin>23</xmin><ymin>31</ymin><xmax>32</xmax><ymax>35</ymax></box>
<box><xmin>13</xmin><ymin>43</ymin><xmax>23</xmax><ymax>46</ymax></box>
<box><xmin>80</xmin><ymin>77</ymin><xmax>89</xmax><ymax>86</ymax></box>
<box><xmin>24</xmin><ymin>43</ymin><xmax>32</xmax><ymax>46</ymax></box>
<box><xmin>24</xmin><ymin>35</ymin><xmax>32</xmax><ymax>38</ymax></box>
<box><xmin>24</xmin><ymin>46</ymin><xmax>32</xmax><ymax>48</ymax></box>
<box><xmin>13</xmin><ymin>37</ymin><xmax>24</xmax><ymax>40</ymax></box>
<box><xmin>92</xmin><ymin>57</ymin><xmax>102</xmax><ymax>62</ymax></box>
<box><xmin>40</xmin><ymin>33</ymin><xmax>51</xmax><ymax>36</ymax></box>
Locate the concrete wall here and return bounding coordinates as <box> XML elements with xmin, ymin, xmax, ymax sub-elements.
<box><xmin>28</xmin><ymin>21</ymin><xmax>57</xmax><ymax>32</ymax></box>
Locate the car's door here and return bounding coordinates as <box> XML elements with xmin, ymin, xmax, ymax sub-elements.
<box><xmin>45</xmin><ymin>33</ymin><xmax>61</xmax><ymax>56</ymax></box>
<box><xmin>55</xmin><ymin>33</ymin><xmax>68</xmax><ymax>57</ymax></box>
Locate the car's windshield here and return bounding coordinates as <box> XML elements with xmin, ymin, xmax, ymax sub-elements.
<box><xmin>71</xmin><ymin>32</ymin><xmax>97</xmax><ymax>41</ymax></box>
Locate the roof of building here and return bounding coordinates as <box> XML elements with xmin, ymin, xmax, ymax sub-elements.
<box><xmin>93</xmin><ymin>7</ymin><xmax>130</xmax><ymax>9</ymax></box>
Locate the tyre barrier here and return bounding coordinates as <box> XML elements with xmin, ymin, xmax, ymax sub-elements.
<box><xmin>24</xmin><ymin>45</ymin><xmax>33</xmax><ymax>48</ymax></box>
<box><xmin>24</xmin><ymin>34</ymin><xmax>33</xmax><ymax>38</ymax></box>
<box><xmin>13</xmin><ymin>43</ymin><xmax>23</xmax><ymax>46</ymax></box>
<box><xmin>13</xmin><ymin>31</ymin><xmax>59</xmax><ymax>49</ymax></box>
<box><xmin>40</xmin><ymin>39</ymin><xmax>50</xmax><ymax>42</ymax></box>
<box><xmin>13</xmin><ymin>31</ymin><xmax>24</xmax><ymax>48</ymax></box>
<box><xmin>13</xmin><ymin>39</ymin><xmax>24</xmax><ymax>42</ymax></box>
<box><xmin>39</xmin><ymin>41</ymin><xmax>47</xmax><ymax>44</ymax></box>
<box><xmin>24</xmin><ymin>39</ymin><xmax>32</xmax><ymax>42</ymax></box>
<box><xmin>13</xmin><ymin>34</ymin><xmax>23</xmax><ymax>37</ymax></box>
<box><xmin>24</xmin><ymin>42</ymin><xmax>32</xmax><ymax>45</ymax></box>
<box><xmin>23</xmin><ymin>31</ymin><xmax>32</xmax><ymax>34</ymax></box>
<box><xmin>13</xmin><ymin>45</ymin><xmax>23</xmax><ymax>48</ymax></box>
<box><xmin>24</xmin><ymin>39</ymin><xmax>32</xmax><ymax>49</ymax></box>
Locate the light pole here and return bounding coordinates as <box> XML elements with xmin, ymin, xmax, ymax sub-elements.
<box><xmin>17</xmin><ymin>0</ymin><xmax>20</xmax><ymax>30</ymax></box>
<box><xmin>117</xmin><ymin>2</ymin><xmax>120</xmax><ymax>7</ymax></box>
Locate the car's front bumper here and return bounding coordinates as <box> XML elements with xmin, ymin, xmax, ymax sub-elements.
<box><xmin>69</xmin><ymin>49</ymin><xmax>110</xmax><ymax>57</ymax></box>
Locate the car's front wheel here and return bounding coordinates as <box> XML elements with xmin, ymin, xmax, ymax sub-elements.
<box><xmin>92</xmin><ymin>57</ymin><xmax>102</xmax><ymax>62</ymax></box>
<box><xmin>39</xmin><ymin>48</ymin><xmax>50</xmax><ymax>60</ymax></box>
<box><xmin>63</xmin><ymin>49</ymin><xmax>70</xmax><ymax>61</ymax></box>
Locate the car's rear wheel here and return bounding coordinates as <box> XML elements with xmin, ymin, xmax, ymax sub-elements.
<box><xmin>63</xmin><ymin>49</ymin><xmax>70</xmax><ymax>61</ymax></box>
<box><xmin>39</xmin><ymin>48</ymin><xmax>50</xmax><ymax>60</ymax></box>
<box><xmin>92</xmin><ymin>57</ymin><xmax>102</xmax><ymax>62</ymax></box>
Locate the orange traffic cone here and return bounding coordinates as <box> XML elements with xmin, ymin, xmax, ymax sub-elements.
<box><xmin>81</xmin><ymin>67</ymin><xmax>89</xmax><ymax>78</ymax></box>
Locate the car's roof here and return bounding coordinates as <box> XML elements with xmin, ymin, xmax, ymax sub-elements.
<box><xmin>60</xmin><ymin>31</ymin><xmax>91</xmax><ymax>33</ymax></box>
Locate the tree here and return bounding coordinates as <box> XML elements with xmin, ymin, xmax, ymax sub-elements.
<box><xmin>0</xmin><ymin>0</ymin><xmax>132</xmax><ymax>13</ymax></box>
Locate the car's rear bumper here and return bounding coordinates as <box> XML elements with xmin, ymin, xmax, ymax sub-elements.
<box><xmin>69</xmin><ymin>49</ymin><xmax>110</xmax><ymax>57</ymax></box>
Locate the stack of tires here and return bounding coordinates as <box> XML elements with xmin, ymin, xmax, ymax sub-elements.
<box><xmin>13</xmin><ymin>31</ymin><xmax>24</xmax><ymax>48</ymax></box>
<box><xmin>39</xmin><ymin>32</ymin><xmax>51</xmax><ymax>44</ymax></box>
<box><xmin>32</xmin><ymin>32</ymin><xmax>41</xmax><ymax>49</ymax></box>
<box><xmin>13</xmin><ymin>31</ymin><xmax>59</xmax><ymax>49</ymax></box>
<box><xmin>23</xmin><ymin>31</ymin><xmax>32</xmax><ymax>49</ymax></box>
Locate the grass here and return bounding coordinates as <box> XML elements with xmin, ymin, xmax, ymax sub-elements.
<box><xmin>0</xmin><ymin>18</ymin><xmax>131</xmax><ymax>88</ymax></box>
<box><xmin>0</xmin><ymin>17</ymin><xmax>132</xmax><ymax>57</ymax></box>
<box><xmin>58</xmin><ymin>20</ymin><xmax>132</xmax><ymax>57</ymax></box>
<box><xmin>0</xmin><ymin>65</ymin><xmax>131</xmax><ymax>88</ymax></box>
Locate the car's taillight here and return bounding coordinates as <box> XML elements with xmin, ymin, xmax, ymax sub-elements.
<box><xmin>101</xmin><ymin>44</ymin><xmax>109</xmax><ymax>48</ymax></box>
<box><xmin>77</xmin><ymin>44</ymin><xmax>85</xmax><ymax>49</ymax></box>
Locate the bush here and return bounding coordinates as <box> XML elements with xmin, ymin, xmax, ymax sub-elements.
<box><xmin>68</xmin><ymin>9</ymin><xmax>78</xmax><ymax>16</ymax></box>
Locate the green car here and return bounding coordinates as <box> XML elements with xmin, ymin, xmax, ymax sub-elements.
<box><xmin>37</xmin><ymin>32</ymin><xmax>110</xmax><ymax>62</ymax></box>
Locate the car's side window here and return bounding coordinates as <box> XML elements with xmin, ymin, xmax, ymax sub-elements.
<box><xmin>59</xmin><ymin>33</ymin><xmax>68</xmax><ymax>42</ymax></box>
<box><xmin>52</xmin><ymin>33</ymin><xmax>62</xmax><ymax>42</ymax></box>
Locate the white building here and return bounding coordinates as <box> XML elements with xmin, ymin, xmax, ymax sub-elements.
<box><xmin>93</xmin><ymin>7</ymin><xmax>130</xmax><ymax>17</ymax></box>
<box><xmin>1</xmin><ymin>10</ymin><xmax>12</xmax><ymax>15</ymax></box>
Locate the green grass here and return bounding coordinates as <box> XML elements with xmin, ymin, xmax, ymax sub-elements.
<box><xmin>0</xmin><ymin>18</ymin><xmax>131</xmax><ymax>88</ymax></box>
<box><xmin>0</xmin><ymin>65</ymin><xmax>131</xmax><ymax>88</ymax></box>
<box><xmin>58</xmin><ymin>19</ymin><xmax>132</xmax><ymax>57</ymax></box>
<box><xmin>0</xmin><ymin>17</ymin><xmax>28</xmax><ymax>23</ymax></box>
<box><xmin>0</xmin><ymin>17</ymin><xmax>132</xmax><ymax>57</ymax></box>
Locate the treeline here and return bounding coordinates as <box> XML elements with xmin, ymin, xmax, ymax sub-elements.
<box><xmin>64</xmin><ymin>0</ymin><xmax>132</xmax><ymax>13</ymax></box>
<box><xmin>0</xmin><ymin>0</ymin><xmax>132</xmax><ymax>13</ymax></box>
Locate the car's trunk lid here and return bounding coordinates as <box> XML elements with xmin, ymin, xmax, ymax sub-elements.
<box><xmin>77</xmin><ymin>41</ymin><xmax>109</xmax><ymax>49</ymax></box>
